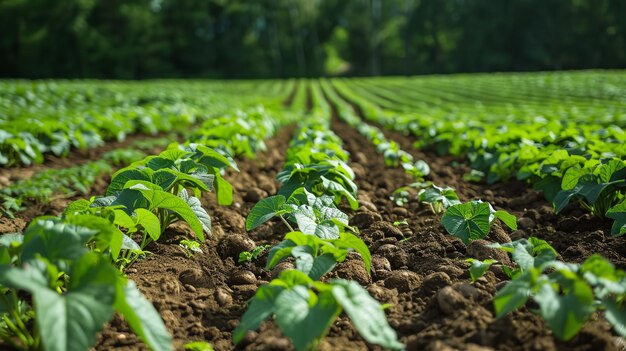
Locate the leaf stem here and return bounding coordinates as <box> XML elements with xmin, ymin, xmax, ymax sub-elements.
<box><xmin>278</xmin><ymin>215</ymin><xmax>295</xmax><ymax>232</ymax></box>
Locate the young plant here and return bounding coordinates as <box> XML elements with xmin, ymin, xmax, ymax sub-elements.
<box><xmin>238</xmin><ymin>245</ymin><xmax>270</xmax><ymax>264</ymax></box>
<box><xmin>179</xmin><ymin>239</ymin><xmax>203</xmax><ymax>258</ymax></box>
<box><xmin>552</xmin><ymin>159</ymin><xmax>626</xmax><ymax>217</ymax></box>
<box><xmin>266</xmin><ymin>231</ymin><xmax>370</xmax><ymax>280</ymax></box>
<box><xmin>233</xmin><ymin>270</ymin><xmax>403</xmax><ymax>351</ymax></box>
<box><xmin>465</xmin><ymin>258</ymin><xmax>497</xmax><ymax>283</ymax></box>
<box><xmin>0</xmin><ymin>217</ymin><xmax>172</xmax><ymax>351</ymax></box>
<box><xmin>246</xmin><ymin>188</ymin><xmax>352</xmax><ymax>239</ymax></box>
<box><xmin>418</xmin><ymin>184</ymin><xmax>461</xmax><ymax>213</ymax></box>
<box><xmin>441</xmin><ymin>200</ymin><xmax>517</xmax><ymax>245</ymax></box>
<box><xmin>491</xmin><ymin>238</ymin><xmax>626</xmax><ymax>341</ymax></box>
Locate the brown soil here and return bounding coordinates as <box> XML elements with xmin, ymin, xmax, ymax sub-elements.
<box><xmin>2</xmin><ymin>114</ymin><xmax>624</xmax><ymax>350</ymax></box>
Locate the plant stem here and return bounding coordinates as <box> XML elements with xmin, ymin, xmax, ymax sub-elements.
<box><xmin>278</xmin><ymin>215</ymin><xmax>295</xmax><ymax>232</ymax></box>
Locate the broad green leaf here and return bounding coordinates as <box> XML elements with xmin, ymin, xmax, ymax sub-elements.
<box><xmin>21</xmin><ymin>219</ymin><xmax>95</xmax><ymax>263</ymax></box>
<box><xmin>232</xmin><ymin>285</ymin><xmax>284</xmax><ymax>343</ymax></box>
<box><xmin>308</xmin><ymin>254</ymin><xmax>337</xmax><ymax>280</ymax></box>
<box><xmin>214</xmin><ymin>172</ymin><xmax>233</xmax><ymax>206</ymax></box>
<box><xmin>292</xmin><ymin>245</ymin><xmax>315</xmax><ymax>276</ymax></box>
<box><xmin>131</xmin><ymin>187</ymin><xmax>205</xmax><ymax>241</ymax></box>
<box><xmin>466</xmin><ymin>258</ymin><xmax>497</xmax><ymax>283</ymax></box>
<box><xmin>246</xmin><ymin>195</ymin><xmax>287</xmax><ymax>231</ymax></box>
<box><xmin>39</xmin><ymin>253</ymin><xmax>117</xmax><ymax>351</ymax></box>
<box><xmin>332</xmin><ymin>232</ymin><xmax>371</xmax><ymax>273</ymax></box>
<box><xmin>179</xmin><ymin>190</ymin><xmax>211</xmax><ymax>236</ymax></box>
<box><xmin>494</xmin><ymin>272</ymin><xmax>534</xmax><ymax>317</ymax></box>
<box><xmin>494</xmin><ymin>210</ymin><xmax>517</xmax><ymax>230</ymax></box>
<box><xmin>266</xmin><ymin>239</ymin><xmax>296</xmax><ymax>270</ymax></box>
<box><xmin>134</xmin><ymin>209</ymin><xmax>162</xmax><ymax>242</ymax></box>
<box><xmin>274</xmin><ymin>286</ymin><xmax>339</xmax><ymax>351</ymax></box>
<box><xmin>107</xmin><ymin>169</ymin><xmax>150</xmax><ymax>196</ymax></box>
<box><xmin>604</xmin><ymin>300</ymin><xmax>626</xmax><ymax>337</ymax></box>
<box><xmin>441</xmin><ymin>202</ymin><xmax>492</xmax><ymax>245</ymax></box>
<box><xmin>607</xmin><ymin>201</ymin><xmax>626</xmax><ymax>237</ymax></box>
<box><xmin>331</xmin><ymin>280</ymin><xmax>404</xmax><ymax>350</ymax></box>
<box><xmin>115</xmin><ymin>280</ymin><xmax>173</xmax><ymax>351</ymax></box>
<box><xmin>534</xmin><ymin>277</ymin><xmax>594</xmax><ymax>341</ymax></box>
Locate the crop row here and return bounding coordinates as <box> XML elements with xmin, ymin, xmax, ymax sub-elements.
<box><xmin>0</xmin><ymin>90</ymin><xmax>296</xmax><ymax>350</ymax></box>
<box><xmin>0</xmin><ymin>80</ymin><xmax>293</xmax><ymax>166</ymax></box>
<box><xmin>331</xmin><ymin>76</ymin><xmax>626</xmax><ymax>238</ymax></box>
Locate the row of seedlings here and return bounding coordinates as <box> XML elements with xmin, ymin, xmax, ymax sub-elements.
<box><xmin>234</xmin><ymin>83</ymin><xmax>404</xmax><ymax>350</ymax></box>
<box><xmin>0</xmin><ymin>92</ymin><xmax>297</xmax><ymax>350</ymax></box>
<box><xmin>326</xmin><ymin>80</ymin><xmax>626</xmax><ymax>342</ymax></box>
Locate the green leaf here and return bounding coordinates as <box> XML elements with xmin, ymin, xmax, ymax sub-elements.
<box><xmin>214</xmin><ymin>172</ymin><xmax>233</xmax><ymax>206</ymax></box>
<box><xmin>494</xmin><ymin>210</ymin><xmax>517</xmax><ymax>230</ymax></box>
<box><xmin>308</xmin><ymin>254</ymin><xmax>337</xmax><ymax>281</ymax></box>
<box><xmin>274</xmin><ymin>286</ymin><xmax>339</xmax><ymax>351</ymax></box>
<box><xmin>332</xmin><ymin>232</ymin><xmax>371</xmax><ymax>273</ymax></box>
<box><xmin>441</xmin><ymin>202</ymin><xmax>492</xmax><ymax>245</ymax></box>
<box><xmin>331</xmin><ymin>280</ymin><xmax>404</xmax><ymax>350</ymax></box>
<box><xmin>37</xmin><ymin>253</ymin><xmax>117</xmax><ymax>351</ymax></box>
<box><xmin>114</xmin><ymin>280</ymin><xmax>173</xmax><ymax>351</ymax></box>
<box><xmin>604</xmin><ymin>300</ymin><xmax>626</xmax><ymax>337</ymax></box>
<box><xmin>607</xmin><ymin>201</ymin><xmax>626</xmax><ymax>236</ymax></box>
<box><xmin>107</xmin><ymin>169</ymin><xmax>151</xmax><ymax>196</ymax></box>
<box><xmin>134</xmin><ymin>208</ymin><xmax>162</xmax><ymax>242</ymax></box>
<box><xmin>128</xmin><ymin>186</ymin><xmax>205</xmax><ymax>241</ymax></box>
<box><xmin>266</xmin><ymin>239</ymin><xmax>296</xmax><ymax>270</ymax></box>
<box><xmin>232</xmin><ymin>284</ymin><xmax>284</xmax><ymax>343</ymax></box>
<box><xmin>465</xmin><ymin>258</ymin><xmax>497</xmax><ymax>283</ymax></box>
<box><xmin>534</xmin><ymin>277</ymin><xmax>594</xmax><ymax>341</ymax></box>
<box><xmin>246</xmin><ymin>195</ymin><xmax>287</xmax><ymax>231</ymax></box>
<box><xmin>21</xmin><ymin>218</ymin><xmax>95</xmax><ymax>263</ymax></box>
<box><xmin>494</xmin><ymin>271</ymin><xmax>534</xmax><ymax>317</ymax></box>
<box><xmin>179</xmin><ymin>189</ymin><xmax>211</xmax><ymax>236</ymax></box>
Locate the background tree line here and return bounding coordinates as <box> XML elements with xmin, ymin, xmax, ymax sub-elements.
<box><xmin>1</xmin><ymin>0</ymin><xmax>625</xmax><ymax>79</ymax></box>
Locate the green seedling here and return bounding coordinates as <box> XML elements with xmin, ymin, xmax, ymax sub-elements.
<box><xmin>238</xmin><ymin>245</ymin><xmax>270</xmax><ymax>263</ymax></box>
<box><xmin>441</xmin><ymin>200</ymin><xmax>517</xmax><ymax>245</ymax></box>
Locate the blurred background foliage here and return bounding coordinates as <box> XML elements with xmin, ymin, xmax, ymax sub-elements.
<box><xmin>1</xmin><ymin>0</ymin><xmax>625</xmax><ymax>79</ymax></box>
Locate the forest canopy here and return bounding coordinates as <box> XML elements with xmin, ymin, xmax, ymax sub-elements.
<box><xmin>1</xmin><ymin>0</ymin><xmax>625</xmax><ymax>79</ymax></box>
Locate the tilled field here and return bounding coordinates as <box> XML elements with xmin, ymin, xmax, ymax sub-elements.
<box><xmin>1</xmin><ymin>117</ymin><xmax>612</xmax><ymax>350</ymax></box>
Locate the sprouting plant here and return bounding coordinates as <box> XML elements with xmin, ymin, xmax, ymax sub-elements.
<box><xmin>179</xmin><ymin>239</ymin><xmax>203</xmax><ymax>258</ymax></box>
<box><xmin>490</xmin><ymin>238</ymin><xmax>626</xmax><ymax>341</ymax></box>
<box><xmin>393</xmin><ymin>219</ymin><xmax>408</xmax><ymax>226</ymax></box>
<box><xmin>238</xmin><ymin>245</ymin><xmax>270</xmax><ymax>264</ymax></box>
<box><xmin>184</xmin><ymin>341</ymin><xmax>215</xmax><ymax>351</ymax></box>
<box><xmin>441</xmin><ymin>200</ymin><xmax>517</xmax><ymax>245</ymax></box>
<box><xmin>418</xmin><ymin>184</ymin><xmax>461</xmax><ymax>213</ymax></box>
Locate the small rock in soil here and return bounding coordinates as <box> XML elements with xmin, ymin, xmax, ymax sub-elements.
<box><xmin>184</xmin><ymin>284</ymin><xmax>197</xmax><ymax>293</ymax></box>
<box><xmin>524</xmin><ymin>208</ymin><xmax>541</xmax><ymax>221</ymax></box>
<box><xmin>361</xmin><ymin>229</ymin><xmax>385</xmax><ymax>245</ymax></box>
<box><xmin>229</xmin><ymin>270</ymin><xmax>257</xmax><ymax>286</ymax></box>
<box><xmin>243</xmin><ymin>187</ymin><xmax>268</xmax><ymax>202</ymax></box>
<box><xmin>354</xmin><ymin>152</ymin><xmax>368</xmax><ymax>164</ymax></box>
<box><xmin>351</xmin><ymin>212</ymin><xmax>383</xmax><ymax>229</ymax></box>
<box><xmin>371</xmin><ymin>255</ymin><xmax>392</xmax><ymax>272</ymax></box>
<box><xmin>160</xmin><ymin>276</ymin><xmax>182</xmax><ymax>295</ymax></box>
<box><xmin>219</xmin><ymin>211</ymin><xmax>246</xmax><ymax>230</ymax></box>
<box><xmin>466</xmin><ymin>240</ymin><xmax>511</xmax><ymax>265</ymax></box>
<box><xmin>453</xmin><ymin>282</ymin><xmax>481</xmax><ymax>300</ymax></box>
<box><xmin>257</xmin><ymin>175</ymin><xmax>277</xmax><ymax>194</ymax></box>
<box><xmin>360</xmin><ymin>201</ymin><xmax>378</xmax><ymax>212</ymax></box>
<box><xmin>214</xmin><ymin>288</ymin><xmax>233</xmax><ymax>306</ymax></box>
<box><xmin>334</xmin><ymin>259</ymin><xmax>371</xmax><ymax>285</ymax></box>
<box><xmin>190</xmin><ymin>300</ymin><xmax>208</xmax><ymax>313</ymax></box>
<box><xmin>371</xmin><ymin>221</ymin><xmax>405</xmax><ymax>239</ymax></box>
<box><xmin>437</xmin><ymin>286</ymin><xmax>468</xmax><ymax>315</ymax></box>
<box><xmin>392</xmin><ymin>207</ymin><xmax>408</xmax><ymax>217</ymax></box>
<box><xmin>179</xmin><ymin>268</ymin><xmax>204</xmax><ymax>287</ymax></box>
<box><xmin>376</xmin><ymin>244</ymin><xmax>409</xmax><ymax>269</ymax></box>
<box><xmin>217</xmin><ymin>234</ymin><xmax>256</xmax><ymax>260</ymax></box>
<box><xmin>509</xmin><ymin>229</ymin><xmax>527</xmax><ymax>241</ymax></box>
<box><xmin>421</xmin><ymin>272</ymin><xmax>452</xmax><ymax>294</ymax></box>
<box><xmin>270</xmin><ymin>261</ymin><xmax>295</xmax><ymax>279</ymax></box>
<box><xmin>232</xmin><ymin>284</ymin><xmax>257</xmax><ymax>299</ymax></box>
<box><xmin>517</xmin><ymin>217</ymin><xmax>535</xmax><ymax>229</ymax></box>
<box><xmin>384</xmin><ymin>270</ymin><xmax>422</xmax><ymax>293</ymax></box>
<box><xmin>367</xmin><ymin>284</ymin><xmax>398</xmax><ymax>304</ymax></box>
<box><xmin>488</xmin><ymin>223</ymin><xmax>512</xmax><ymax>243</ymax></box>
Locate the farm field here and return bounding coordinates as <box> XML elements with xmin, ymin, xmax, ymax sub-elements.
<box><xmin>1</xmin><ymin>71</ymin><xmax>626</xmax><ymax>351</ymax></box>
